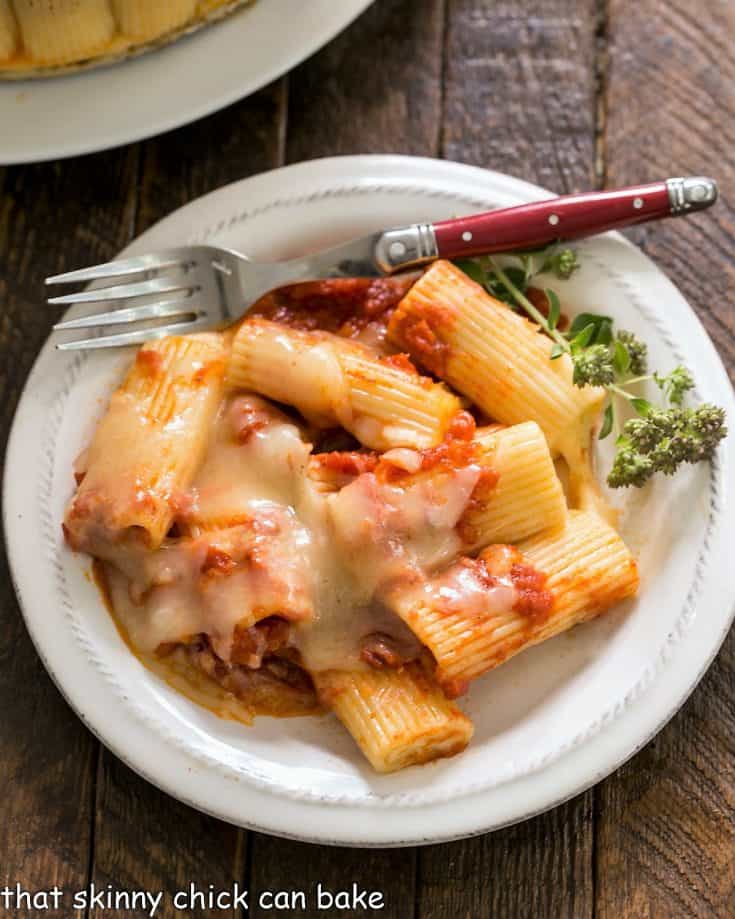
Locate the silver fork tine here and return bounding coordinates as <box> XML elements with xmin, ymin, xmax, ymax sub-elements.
<box><xmin>46</xmin><ymin>253</ymin><xmax>188</xmax><ymax>285</ymax></box>
<box><xmin>48</xmin><ymin>277</ymin><xmax>196</xmax><ymax>306</ymax></box>
<box><xmin>53</xmin><ymin>296</ymin><xmax>198</xmax><ymax>331</ymax></box>
<box><xmin>56</xmin><ymin>316</ymin><xmax>211</xmax><ymax>351</ymax></box>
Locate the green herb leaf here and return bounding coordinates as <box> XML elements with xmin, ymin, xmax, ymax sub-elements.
<box><xmin>596</xmin><ymin>318</ymin><xmax>614</xmax><ymax>346</ymax></box>
<box><xmin>599</xmin><ymin>402</ymin><xmax>614</xmax><ymax>440</ymax></box>
<box><xmin>631</xmin><ymin>398</ymin><xmax>653</xmax><ymax>417</ymax></box>
<box><xmin>608</xmin><ymin>405</ymin><xmax>726</xmax><ymax>488</ymax></box>
<box><xmin>503</xmin><ymin>265</ymin><xmax>527</xmax><ymax>292</ymax></box>
<box><xmin>613</xmin><ymin>339</ymin><xmax>631</xmax><ymax>376</ymax></box>
<box><xmin>484</xmin><ymin>277</ymin><xmax>519</xmax><ymax>311</ymax></box>
<box><xmin>546</xmin><ymin>289</ymin><xmax>561</xmax><ymax>330</ymax></box>
<box><xmin>453</xmin><ymin>259</ymin><xmax>486</xmax><ymax>287</ymax></box>
<box><xmin>550</xmin><ymin>342</ymin><xmax>565</xmax><ymax>360</ymax></box>
<box><xmin>518</xmin><ymin>254</ymin><xmax>533</xmax><ymax>283</ymax></box>
<box><xmin>567</xmin><ymin>312</ymin><xmax>613</xmax><ymax>346</ymax></box>
<box><xmin>570</xmin><ymin>323</ymin><xmax>596</xmax><ymax>353</ymax></box>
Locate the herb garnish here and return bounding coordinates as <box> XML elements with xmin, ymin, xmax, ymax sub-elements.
<box><xmin>455</xmin><ymin>245</ymin><xmax>727</xmax><ymax>488</ymax></box>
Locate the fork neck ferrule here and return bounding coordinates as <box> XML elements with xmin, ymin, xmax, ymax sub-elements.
<box><xmin>373</xmin><ymin>224</ymin><xmax>439</xmax><ymax>273</ymax></box>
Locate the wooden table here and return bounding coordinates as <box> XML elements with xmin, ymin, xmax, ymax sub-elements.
<box><xmin>1</xmin><ymin>2</ymin><xmax>733</xmax><ymax>916</ymax></box>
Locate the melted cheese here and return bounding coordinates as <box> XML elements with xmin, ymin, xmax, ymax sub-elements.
<box><xmin>411</xmin><ymin>559</ymin><xmax>518</xmax><ymax>619</ymax></box>
<box><xmin>111</xmin><ymin>510</ymin><xmax>313</xmax><ymax>660</ymax></box>
<box><xmin>184</xmin><ymin>395</ymin><xmax>312</xmax><ymax>530</ymax></box>
<box><xmin>101</xmin><ymin>392</ymin><xmax>484</xmax><ymax>676</ymax></box>
<box><xmin>327</xmin><ymin>464</ymin><xmax>482</xmax><ymax>595</ymax></box>
<box><xmin>268</xmin><ymin>330</ymin><xmax>353</xmax><ymax>428</ymax></box>
<box><xmin>104</xmin><ymin>566</ymin><xmax>320</xmax><ymax>724</ymax></box>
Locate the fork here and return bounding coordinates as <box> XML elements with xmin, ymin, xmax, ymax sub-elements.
<box><xmin>49</xmin><ymin>176</ymin><xmax>718</xmax><ymax>350</ymax></box>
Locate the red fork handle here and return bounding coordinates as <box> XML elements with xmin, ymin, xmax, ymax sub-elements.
<box><xmin>430</xmin><ymin>177</ymin><xmax>717</xmax><ymax>260</ymax></box>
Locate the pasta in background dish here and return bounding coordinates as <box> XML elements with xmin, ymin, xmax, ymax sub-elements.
<box><xmin>64</xmin><ymin>260</ymin><xmax>641</xmax><ymax>773</ymax></box>
<box><xmin>0</xmin><ymin>0</ymin><xmax>255</xmax><ymax>73</ymax></box>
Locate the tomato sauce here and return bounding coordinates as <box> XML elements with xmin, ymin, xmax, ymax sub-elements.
<box><xmin>389</xmin><ymin>313</ymin><xmax>449</xmax><ymax>376</ymax></box>
<box><xmin>313</xmin><ymin>451</ymin><xmax>380</xmax><ymax>477</ymax></box>
<box><xmin>510</xmin><ymin>562</ymin><xmax>554</xmax><ymax>623</ymax></box>
<box><xmin>251</xmin><ymin>276</ymin><xmax>414</xmax><ymax>338</ymax></box>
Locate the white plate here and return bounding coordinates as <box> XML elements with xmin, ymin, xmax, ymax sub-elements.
<box><xmin>5</xmin><ymin>156</ymin><xmax>735</xmax><ymax>847</ymax></box>
<box><xmin>0</xmin><ymin>0</ymin><xmax>373</xmax><ymax>165</ymax></box>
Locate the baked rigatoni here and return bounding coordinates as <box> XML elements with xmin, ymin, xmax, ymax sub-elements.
<box><xmin>112</xmin><ymin>515</ymin><xmax>314</xmax><ymax>661</ymax></box>
<box><xmin>314</xmin><ymin>662</ymin><xmax>473</xmax><ymax>773</ymax></box>
<box><xmin>387</xmin><ymin>260</ymin><xmax>606</xmax><ymax>459</ymax></box>
<box><xmin>64</xmin><ymin>334</ymin><xmax>226</xmax><ymax>556</ymax></box>
<box><xmin>176</xmin><ymin>393</ymin><xmax>312</xmax><ymax>537</ymax></box>
<box><xmin>1</xmin><ymin>0</ymin><xmax>255</xmax><ymax>71</ymax></box>
<box><xmin>460</xmin><ymin>422</ymin><xmax>567</xmax><ymax>551</ymax></box>
<box><xmin>65</xmin><ymin>259</ymin><xmax>644</xmax><ymax>776</ymax></box>
<box><xmin>325</xmin><ymin>420</ymin><xmax>567</xmax><ymax>592</ymax></box>
<box><xmin>389</xmin><ymin>510</ymin><xmax>639</xmax><ymax>694</ymax></box>
<box><xmin>227</xmin><ymin>319</ymin><xmax>461</xmax><ymax>450</ymax></box>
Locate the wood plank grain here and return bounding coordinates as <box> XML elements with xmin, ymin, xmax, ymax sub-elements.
<box><xmin>0</xmin><ymin>148</ymin><xmax>138</xmax><ymax>917</ymax></box>
<box><xmin>417</xmin><ymin>2</ymin><xmax>600</xmax><ymax>916</ymax></box>
<box><xmin>89</xmin><ymin>82</ymin><xmax>287</xmax><ymax>919</ymax></box>
<box><xmin>603</xmin><ymin>0</ymin><xmax>735</xmax><ymax>384</ymax></box>
<box><xmin>286</xmin><ymin>0</ymin><xmax>446</xmax><ymax>161</ymax></box>
<box><xmin>245</xmin><ymin>2</ymin><xmax>446</xmax><ymax>912</ymax></box>
<box><xmin>596</xmin><ymin>2</ymin><xmax>735</xmax><ymax>916</ymax></box>
<box><xmin>442</xmin><ymin>0</ymin><xmax>598</xmax><ymax>193</ymax></box>
<box><xmin>417</xmin><ymin>794</ymin><xmax>595</xmax><ymax>919</ymax></box>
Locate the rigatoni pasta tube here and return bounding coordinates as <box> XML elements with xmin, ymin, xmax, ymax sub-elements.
<box><xmin>12</xmin><ymin>0</ymin><xmax>115</xmax><ymax>65</ymax></box>
<box><xmin>390</xmin><ymin>511</ymin><xmax>639</xmax><ymax>694</ymax></box>
<box><xmin>64</xmin><ymin>334</ymin><xmax>226</xmax><ymax>556</ymax></box>
<box><xmin>0</xmin><ymin>0</ymin><xmax>18</xmax><ymax>60</ymax></box>
<box><xmin>227</xmin><ymin>319</ymin><xmax>462</xmax><ymax>450</ymax></box>
<box><xmin>314</xmin><ymin>662</ymin><xmax>473</xmax><ymax>773</ymax></box>
<box><xmin>111</xmin><ymin>0</ymin><xmax>196</xmax><ymax>39</ymax></box>
<box><xmin>387</xmin><ymin>260</ymin><xmax>605</xmax><ymax>457</ymax></box>
<box><xmin>109</xmin><ymin>517</ymin><xmax>315</xmax><ymax>660</ymax></box>
<box><xmin>326</xmin><ymin>421</ymin><xmax>566</xmax><ymax>607</ymax></box>
<box><xmin>459</xmin><ymin>421</ymin><xmax>567</xmax><ymax>551</ymax></box>
<box><xmin>325</xmin><ymin>421</ymin><xmax>566</xmax><ymax>583</ymax></box>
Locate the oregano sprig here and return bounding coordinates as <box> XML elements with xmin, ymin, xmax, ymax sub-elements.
<box><xmin>454</xmin><ymin>245</ymin><xmax>727</xmax><ymax>488</ymax></box>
